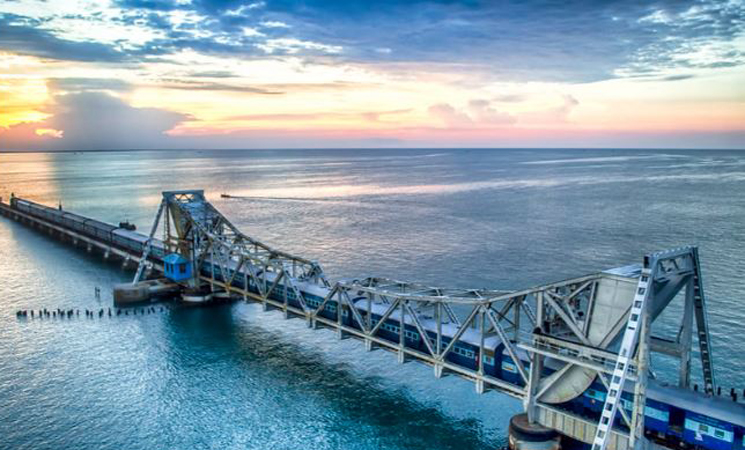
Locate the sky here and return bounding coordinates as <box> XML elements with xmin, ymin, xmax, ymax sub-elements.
<box><xmin>0</xmin><ymin>0</ymin><xmax>744</xmax><ymax>150</ymax></box>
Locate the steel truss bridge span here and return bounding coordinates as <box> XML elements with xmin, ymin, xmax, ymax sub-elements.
<box><xmin>1</xmin><ymin>192</ymin><xmax>736</xmax><ymax>450</ymax></box>
<box><xmin>128</xmin><ymin>190</ymin><xmax>730</xmax><ymax>450</ymax></box>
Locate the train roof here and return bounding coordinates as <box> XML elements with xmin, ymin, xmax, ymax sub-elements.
<box><xmin>647</xmin><ymin>381</ymin><xmax>745</xmax><ymax>427</ymax></box>
<box><xmin>112</xmin><ymin>228</ymin><xmax>149</xmax><ymax>243</ymax></box>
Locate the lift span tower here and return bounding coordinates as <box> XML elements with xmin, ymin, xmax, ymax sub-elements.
<box><xmin>2</xmin><ymin>190</ymin><xmax>743</xmax><ymax>450</ymax></box>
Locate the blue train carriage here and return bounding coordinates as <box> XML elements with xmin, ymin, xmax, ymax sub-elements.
<box><xmin>14</xmin><ymin>199</ymin><xmax>48</xmax><ymax>221</ymax></box>
<box><xmin>112</xmin><ymin>228</ymin><xmax>148</xmax><ymax>253</ymax></box>
<box><xmin>646</xmin><ymin>383</ymin><xmax>745</xmax><ymax>450</ymax></box>
<box><xmin>580</xmin><ymin>384</ymin><xmax>637</xmax><ymax>425</ymax></box>
<box><xmin>83</xmin><ymin>219</ymin><xmax>118</xmax><ymax>242</ymax></box>
<box><xmin>347</xmin><ymin>299</ymin><xmax>508</xmax><ymax>377</ymax></box>
<box><xmin>60</xmin><ymin>211</ymin><xmax>88</xmax><ymax>231</ymax></box>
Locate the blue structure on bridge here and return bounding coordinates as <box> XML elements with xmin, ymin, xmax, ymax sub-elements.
<box><xmin>163</xmin><ymin>253</ymin><xmax>191</xmax><ymax>282</ymax></box>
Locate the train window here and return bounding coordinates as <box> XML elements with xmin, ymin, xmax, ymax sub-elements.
<box><xmin>714</xmin><ymin>430</ymin><xmax>725</xmax><ymax>439</ymax></box>
<box><xmin>699</xmin><ymin>424</ymin><xmax>709</xmax><ymax>433</ymax></box>
<box><xmin>669</xmin><ymin>408</ymin><xmax>685</xmax><ymax>428</ymax></box>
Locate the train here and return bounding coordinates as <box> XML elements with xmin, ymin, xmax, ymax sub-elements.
<box><xmin>10</xmin><ymin>197</ymin><xmax>165</xmax><ymax>259</ymax></box>
<box><xmin>9</xmin><ymin>196</ymin><xmax>745</xmax><ymax>450</ymax></box>
<box><xmin>208</xmin><ymin>248</ymin><xmax>745</xmax><ymax>450</ymax></box>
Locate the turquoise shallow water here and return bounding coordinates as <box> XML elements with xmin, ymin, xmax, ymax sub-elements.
<box><xmin>1</xmin><ymin>148</ymin><xmax>744</xmax><ymax>450</ymax></box>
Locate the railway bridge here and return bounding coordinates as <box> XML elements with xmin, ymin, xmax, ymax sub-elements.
<box><xmin>1</xmin><ymin>190</ymin><xmax>743</xmax><ymax>450</ymax></box>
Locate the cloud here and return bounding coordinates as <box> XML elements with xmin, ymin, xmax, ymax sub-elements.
<box><xmin>47</xmin><ymin>78</ymin><xmax>132</xmax><ymax>92</ymax></box>
<box><xmin>428</xmin><ymin>100</ymin><xmax>516</xmax><ymax>127</ymax></box>
<box><xmin>519</xmin><ymin>95</ymin><xmax>580</xmax><ymax>125</ymax></box>
<box><xmin>428</xmin><ymin>103</ymin><xmax>473</xmax><ymax>127</ymax></box>
<box><xmin>2</xmin><ymin>0</ymin><xmax>744</xmax><ymax>83</ymax></box>
<box><xmin>492</xmin><ymin>94</ymin><xmax>526</xmax><ymax>103</ymax></box>
<box><xmin>0</xmin><ymin>14</ymin><xmax>127</xmax><ymax>62</ymax></box>
<box><xmin>0</xmin><ymin>92</ymin><xmax>189</xmax><ymax>150</ymax></box>
<box><xmin>156</xmin><ymin>79</ymin><xmax>283</xmax><ymax>94</ymax></box>
<box><xmin>256</xmin><ymin>0</ymin><xmax>745</xmax><ymax>81</ymax></box>
<box><xmin>466</xmin><ymin>99</ymin><xmax>516</xmax><ymax>125</ymax></box>
<box><xmin>261</xmin><ymin>20</ymin><xmax>290</xmax><ymax>28</ymax></box>
<box><xmin>186</xmin><ymin>70</ymin><xmax>237</xmax><ymax>78</ymax></box>
<box><xmin>641</xmin><ymin>74</ymin><xmax>697</xmax><ymax>82</ymax></box>
<box><xmin>228</xmin><ymin>108</ymin><xmax>411</xmax><ymax>122</ymax></box>
<box><xmin>257</xmin><ymin>38</ymin><xmax>343</xmax><ymax>55</ymax></box>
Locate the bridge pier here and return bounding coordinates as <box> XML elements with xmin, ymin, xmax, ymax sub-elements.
<box><xmin>509</xmin><ymin>414</ymin><xmax>560</xmax><ymax>450</ymax></box>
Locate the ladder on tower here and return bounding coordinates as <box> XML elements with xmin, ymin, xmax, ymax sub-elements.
<box><xmin>591</xmin><ymin>266</ymin><xmax>653</xmax><ymax>450</ymax></box>
<box><xmin>692</xmin><ymin>248</ymin><xmax>716</xmax><ymax>394</ymax></box>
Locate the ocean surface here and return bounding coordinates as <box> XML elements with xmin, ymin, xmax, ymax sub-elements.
<box><xmin>0</xmin><ymin>148</ymin><xmax>743</xmax><ymax>450</ymax></box>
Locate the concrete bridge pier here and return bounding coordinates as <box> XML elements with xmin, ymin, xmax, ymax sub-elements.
<box><xmin>508</xmin><ymin>414</ymin><xmax>561</xmax><ymax>450</ymax></box>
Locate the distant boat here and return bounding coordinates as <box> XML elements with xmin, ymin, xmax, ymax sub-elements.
<box><xmin>221</xmin><ymin>193</ymin><xmax>231</xmax><ymax>198</ymax></box>
<box><xmin>118</xmin><ymin>221</ymin><xmax>136</xmax><ymax>231</ymax></box>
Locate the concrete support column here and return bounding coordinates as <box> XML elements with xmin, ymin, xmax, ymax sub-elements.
<box><xmin>508</xmin><ymin>414</ymin><xmax>560</xmax><ymax>450</ymax></box>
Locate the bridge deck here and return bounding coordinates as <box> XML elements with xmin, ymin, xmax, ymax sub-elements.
<box><xmin>2</xmin><ymin>195</ymin><xmax>742</xmax><ymax>450</ymax></box>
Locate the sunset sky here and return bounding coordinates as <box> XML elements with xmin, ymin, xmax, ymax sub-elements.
<box><xmin>1</xmin><ymin>0</ymin><xmax>744</xmax><ymax>150</ymax></box>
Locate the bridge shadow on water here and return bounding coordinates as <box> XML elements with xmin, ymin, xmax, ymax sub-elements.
<box><xmin>165</xmin><ymin>303</ymin><xmax>507</xmax><ymax>450</ymax></box>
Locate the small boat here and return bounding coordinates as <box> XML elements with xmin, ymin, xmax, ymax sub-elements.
<box><xmin>220</xmin><ymin>193</ymin><xmax>231</xmax><ymax>198</ymax></box>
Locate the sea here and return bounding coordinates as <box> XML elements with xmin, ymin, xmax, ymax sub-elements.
<box><xmin>0</xmin><ymin>148</ymin><xmax>743</xmax><ymax>450</ymax></box>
